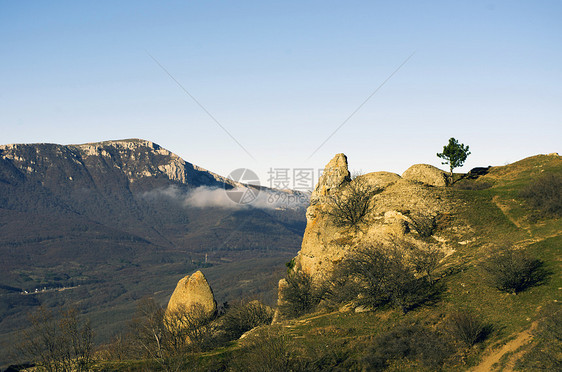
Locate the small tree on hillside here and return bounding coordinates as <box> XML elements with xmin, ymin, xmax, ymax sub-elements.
<box><xmin>437</xmin><ymin>138</ymin><xmax>471</xmax><ymax>184</ymax></box>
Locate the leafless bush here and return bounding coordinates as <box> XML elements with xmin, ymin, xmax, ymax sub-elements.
<box><xmin>221</xmin><ymin>300</ymin><xmax>274</xmax><ymax>340</ymax></box>
<box><xmin>447</xmin><ymin>310</ymin><xmax>490</xmax><ymax>347</ymax></box>
<box><xmin>327</xmin><ymin>243</ymin><xmax>440</xmax><ymax>313</ymax></box>
<box><xmin>164</xmin><ymin>303</ymin><xmax>216</xmax><ymax>352</ymax></box>
<box><xmin>362</xmin><ymin>323</ymin><xmax>454</xmax><ymax>370</ymax></box>
<box><xmin>482</xmin><ymin>247</ymin><xmax>547</xmax><ymax>294</ymax></box>
<box><xmin>410</xmin><ymin>246</ymin><xmax>444</xmax><ymax>283</ymax></box>
<box><xmin>16</xmin><ymin>306</ymin><xmax>94</xmax><ymax>372</ymax></box>
<box><xmin>129</xmin><ymin>297</ymin><xmax>217</xmax><ymax>371</ymax></box>
<box><xmin>519</xmin><ymin>173</ymin><xmax>562</xmax><ymax>216</ymax></box>
<box><xmin>229</xmin><ymin>328</ymin><xmax>297</xmax><ymax>372</ymax></box>
<box><xmin>324</xmin><ymin>176</ymin><xmax>381</xmax><ymax>228</ymax></box>
<box><xmin>278</xmin><ymin>271</ymin><xmax>324</xmax><ymax>319</ymax></box>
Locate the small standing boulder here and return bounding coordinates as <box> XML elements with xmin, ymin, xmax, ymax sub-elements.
<box><xmin>167</xmin><ymin>270</ymin><xmax>217</xmax><ymax>317</ymax></box>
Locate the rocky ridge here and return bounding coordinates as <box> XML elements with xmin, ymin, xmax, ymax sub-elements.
<box><xmin>0</xmin><ymin>139</ymin><xmax>241</xmax><ymax>189</ymax></box>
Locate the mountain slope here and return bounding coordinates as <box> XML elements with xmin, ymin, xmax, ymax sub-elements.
<box><xmin>0</xmin><ymin>139</ymin><xmax>306</xmax><ymax>366</ymax></box>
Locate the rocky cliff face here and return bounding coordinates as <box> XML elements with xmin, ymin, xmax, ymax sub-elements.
<box><xmin>290</xmin><ymin>154</ymin><xmax>455</xmax><ymax>283</ymax></box>
<box><xmin>0</xmin><ymin>139</ymin><xmax>240</xmax><ymax>191</ymax></box>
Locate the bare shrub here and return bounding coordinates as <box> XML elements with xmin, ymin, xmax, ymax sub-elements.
<box><xmin>279</xmin><ymin>271</ymin><xmax>324</xmax><ymax>319</ymax></box>
<box><xmin>447</xmin><ymin>310</ymin><xmax>490</xmax><ymax>347</ymax></box>
<box><xmin>519</xmin><ymin>173</ymin><xmax>562</xmax><ymax>216</ymax></box>
<box><xmin>324</xmin><ymin>176</ymin><xmax>381</xmax><ymax>228</ymax></box>
<box><xmin>16</xmin><ymin>306</ymin><xmax>94</xmax><ymax>372</ymax></box>
<box><xmin>229</xmin><ymin>328</ymin><xmax>297</xmax><ymax>372</ymax></box>
<box><xmin>221</xmin><ymin>300</ymin><xmax>274</xmax><ymax>340</ymax></box>
<box><xmin>408</xmin><ymin>213</ymin><xmax>438</xmax><ymax>238</ymax></box>
<box><xmin>362</xmin><ymin>323</ymin><xmax>454</xmax><ymax>371</ymax></box>
<box><xmin>96</xmin><ymin>333</ymin><xmax>136</xmax><ymax>362</ymax></box>
<box><xmin>164</xmin><ymin>303</ymin><xmax>216</xmax><ymax>352</ymax></box>
<box><xmin>327</xmin><ymin>243</ymin><xmax>440</xmax><ymax>313</ymax></box>
<box><xmin>410</xmin><ymin>246</ymin><xmax>444</xmax><ymax>283</ymax></box>
<box><xmin>129</xmin><ymin>297</ymin><xmax>217</xmax><ymax>371</ymax></box>
<box><xmin>482</xmin><ymin>247</ymin><xmax>547</xmax><ymax>294</ymax></box>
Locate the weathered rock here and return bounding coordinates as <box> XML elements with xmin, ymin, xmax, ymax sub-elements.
<box><xmin>291</xmin><ymin>155</ymin><xmax>452</xmax><ymax>288</ymax></box>
<box><xmin>271</xmin><ymin>279</ymin><xmax>289</xmax><ymax>323</ymax></box>
<box><xmin>310</xmin><ymin>153</ymin><xmax>351</xmax><ymax>204</ymax></box>
<box><xmin>306</xmin><ymin>153</ymin><xmax>351</xmax><ymax>222</ymax></box>
<box><xmin>402</xmin><ymin>164</ymin><xmax>448</xmax><ymax>187</ymax></box>
<box><xmin>167</xmin><ymin>270</ymin><xmax>216</xmax><ymax>316</ymax></box>
<box><xmin>358</xmin><ymin>171</ymin><xmax>401</xmax><ymax>189</ymax></box>
<box><xmin>467</xmin><ymin>166</ymin><xmax>491</xmax><ymax>179</ymax></box>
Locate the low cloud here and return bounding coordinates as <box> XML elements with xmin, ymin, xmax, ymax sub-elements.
<box><xmin>142</xmin><ymin>185</ymin><xmax>309</xmax><ymax>210</ymax></box>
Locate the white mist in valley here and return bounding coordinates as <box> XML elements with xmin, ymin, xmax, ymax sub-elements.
<box><xmin>143</xmin><ymin>185</ymin><xmax>310</xmax><ymax>210</ymax></box>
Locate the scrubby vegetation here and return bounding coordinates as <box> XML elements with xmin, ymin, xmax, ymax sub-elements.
<box><xmin>324</xmin><ymin>176</ymin><xmax>381</xmax><ymax>228</ymax></box>
<box><xmin>15</xmin><ymin>307</ymin><xmax>94</xmax><ymax>372</ymax></box>
<box><xmin>363</xmin><ymin>323</ymin><xmax>455</xmax><ymax>370</ymax></box>
<box><xmin>407</xmin><ymin>212</ymin><xmax>438</xmax><ymax>238</ymax></box>
<box><xmin>278</xmin><ymin>271</ymin><xmax>324</xmax><ymax>319</ymax></box>
<box><xmin>519</xmin><ymin>172</ymin><xmax>562</xmax><ymax>216</ymax></box>
<box><xmin>324</xmin><ymin>242</ymin><xmax>441</xmax><ymax>313</ymax></box>
<box><xmin>446</xmin><ymin>310</ymin><xmax>491</xmax><ymax>347</ymax></box>
<box><xmin>220</xmin><ymin>300</ymin><xmax>274</xmax><ymax>340</ymax></box>
<box><xmin>482</xmin><ymin>246</ymin><xmax>547</xmax><ymax>294</ymax></box>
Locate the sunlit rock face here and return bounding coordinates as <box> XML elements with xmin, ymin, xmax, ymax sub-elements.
<box><xmin>402</xmin><ymin>163</ymin><xmax>448</xmax><ymax>187</ymax></box>
<box><xmin>288</xmin><ymin>154</ymin><xmax>453</xmax><ymax>285</ymax></box>
<box><xmin>167</xmin><ymin>270</ymin><xmax>217</xmax><ymax>317</ymax></box>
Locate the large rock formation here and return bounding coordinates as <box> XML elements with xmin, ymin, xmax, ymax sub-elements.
<box><xmin>167</xmin><ymin>270</ymin><xmax>217</xmax><ymax>316</ymax></box>
<box><xmin>288</xmin><ymin>154</ymin><xmax>454</xmax><ymax>285</ymax></box>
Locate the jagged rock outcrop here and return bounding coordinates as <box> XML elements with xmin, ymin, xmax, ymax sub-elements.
<box><xmin>288</xmin><ymin>154</ymin><xmax>453</xmax><ymax>286</ymax></box>
<box><xmin>167</xmin><ymin>270</ymin><xmax>217</xmax><ymax>316</ymax></box>
<box><xmin>311</xmin><ymin>153</ymin><xmax>351</xmax><ymax>202</ymax></box>
<box><xmin>402</xmin><ymin>164</ymin><xmax>448</xmax><ymax>187</ymax></box>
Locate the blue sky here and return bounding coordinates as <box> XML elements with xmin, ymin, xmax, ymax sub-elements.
<box><xmin>1</xmin><ymin>1</ymin><xmax>561</xmax><ymax>187</ymax></box>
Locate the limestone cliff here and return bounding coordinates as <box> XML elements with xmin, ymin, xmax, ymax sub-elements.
<box><xmin>0</xmin><ymin>139</ymin><xmax>242</xmax><ymax>189</ymax></box>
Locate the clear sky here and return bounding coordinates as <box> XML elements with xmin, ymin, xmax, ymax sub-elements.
<box><xmin>1</xmin><ymin>1</ymin><xmax>561</xmax><ymax>188</ymax></box>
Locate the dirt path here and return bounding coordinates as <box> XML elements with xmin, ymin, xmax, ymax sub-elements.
<box><xmin>471</xmin><ymin>322</ymin><xmax>537</xmax><ymax>372</ymax></box>
<box><xmin>492</xmin><ymin>195</ymin><xmax>527</xmax><ymax>231</ymax></box>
